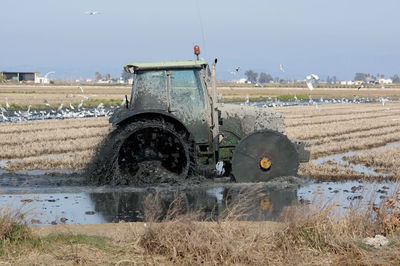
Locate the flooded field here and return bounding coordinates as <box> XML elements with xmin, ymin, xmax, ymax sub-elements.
<box><xmin>0</xmin><ymin>173</ymin><xmax>398</xmax><ymax>225</ymax></box>
<box><xmin>0</xmin><ymin>99</ymin><xmax>399</xmax><ymax>226</ymax></box>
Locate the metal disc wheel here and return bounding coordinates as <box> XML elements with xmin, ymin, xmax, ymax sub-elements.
<box><xmin>232</xmin><ymin>130</ymin><xmax>299</xmax><ymax>183</ymax></box>
<box><xmin>116</xmin><ymin>119</ymin><xmax>191</xmax><ymax>185</ymax></box>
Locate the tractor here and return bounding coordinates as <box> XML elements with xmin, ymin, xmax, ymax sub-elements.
<box><xmin>89</xmin><ymin>46</ymin><xmax>309</xmax><ymax>185</ymax></box>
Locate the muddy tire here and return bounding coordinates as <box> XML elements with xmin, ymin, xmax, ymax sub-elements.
<box><xmin>87</xmin><ymin>118</ymin><xmax>195</xmax><ymax>185</ymax></box>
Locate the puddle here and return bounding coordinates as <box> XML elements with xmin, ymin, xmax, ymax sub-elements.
<box><xmin>0</xmin><ymin>183</ymin><xmax>299</xmax><ymax>225</ymax></box>
<box><xmin>312</xmin><ymin>141</ymin><xmax>400</xmax><ymax>177</ymax></box>
<box><xmin>298</xmin><ymin>180</ymin><xmax>399</xmax><ymax>215</ymax></box>
<box><xmin>0</xmin><ymin>160</ymin><xmax>7</xmax><ymax>168</ymax></box>
<box><xmin>0</xmin><ymin>176</ymin><xmax>398</xmax><ymax>225</ymax></box>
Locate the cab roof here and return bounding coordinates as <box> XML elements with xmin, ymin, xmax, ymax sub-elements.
<box><xmin>124</xmin><ymin>60</ymin><xmax>208</xmax><ymax>73</ymax></box>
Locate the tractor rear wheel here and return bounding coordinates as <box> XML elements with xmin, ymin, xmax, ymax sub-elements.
<box><xmin>231</xmin><ymin>130</ymin><xmax>299</xmax><ymax>183</ymax></box>
<box><xmin>89</xmin><ymin>118</ymin><xmax>194</xmax><ymax>185</ymax></box>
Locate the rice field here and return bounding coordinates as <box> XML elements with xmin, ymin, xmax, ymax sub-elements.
<box><xmin>2</xmin><ymin>84</ymin><xmax>400</xmax><ymax>108</ymax></box>
<box><xmin>276</xmin><ymin>102</ymin><xmax>400</xmax><ymax>179</ymax></box>
<box><xmin>0</xmin><ymin>97</ymin><xmax>399</xmax><ymax>180</ymax></box>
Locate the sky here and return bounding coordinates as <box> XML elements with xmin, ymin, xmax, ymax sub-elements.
<box><xmin>1</xmin><ymin>0</ymin><xmax>400</xmax><ymax>81</ymax></box>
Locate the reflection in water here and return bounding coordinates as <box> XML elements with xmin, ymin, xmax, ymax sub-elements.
<box><xmin>2</xmin><ymin>178</ymin><xmax>397</xmax><ymax>226</ymax></box>
<box><xmin>90</xmin><ymin>185</ymin><xmax>298</xmax><ymax>223</ymax></box>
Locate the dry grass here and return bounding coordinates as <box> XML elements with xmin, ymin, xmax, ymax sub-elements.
<box><xmin>345</xmin><ymin>147</ymin><xmax>400</xmax><ymax>178</ymax></box>
<box><xmin>135</xmin><ymin>190</ymin><xmax>400</xmax><ymax>265</ymax></box>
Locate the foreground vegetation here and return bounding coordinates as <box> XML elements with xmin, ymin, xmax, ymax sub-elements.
<box><xmin>2</xmin><ymin>190</ymin><xmax>400</xmax><ymax>265</ymax></box>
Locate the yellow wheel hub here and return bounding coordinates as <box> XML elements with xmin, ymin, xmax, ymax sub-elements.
<box><xmin>260</xmin><ymin>157</ymin><xmax>272</xmax><ymax>170</ymax></box>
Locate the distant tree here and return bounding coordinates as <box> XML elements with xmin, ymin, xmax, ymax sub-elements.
<box><xmin>354</xmin><ymin>73</ymin><xmax>367</xmax><ymax>81</ymax></box>
<box><xmin>258</xmin><ymin>72</ymin><xmax>273</xmax><ymax>83</ymax></box>
<box><xmin>104</xmin><ymin>73</ymin><xmax>111</xmax><ymax>80</ymax></box>
<box><xmin>244</xmin><ymin>70</ymin><xmax>258</xmax><ymax>83</ymax></box>
<box><xmin>326</xmin><ymin>76</ymin><xmax>331</xmax><ymax>84</ymax></box>
<box><xmin>333</xmin><ymin>76</ymin><xmax>337</xmax><ymax>84</ymax></box>
<box><xmin>94</xmin><ymin>72</ymin><xmax>102</xmax><ymax>81</ymax></box>
<box><xmin>392</xmin><ymin>74</ymin><xmax>400</xmax><ymax>83</ymax></box>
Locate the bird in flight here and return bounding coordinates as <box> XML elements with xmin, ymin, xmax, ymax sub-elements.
<box><xmin>235</xmin><ymin>66</ymin><xmax>240</xmax><ymax>72</ymax></box>
<box><xmin>280</xmin><ymin>64</ymin><xmax>285</xmax><ymax>73</ymax></box>
<box><xmin>357</xmin><ymin>82</ymin><xmax>365</xmax><ymax>90</ymax></box>
<box><xmin>305</xmin><ymin>74</ymin><xmax>320</xmax><ymax>91</ymax></box>
<box><xmin>85</xmin><ymin>11</ymin><xmax>100</xmax><ymax>15</ymax></box>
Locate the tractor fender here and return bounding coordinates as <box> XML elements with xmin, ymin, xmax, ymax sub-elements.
<box><xmin>110</xmin><ymin>108</ymin><xmax>193</xmax><ymax>138</ymax></box>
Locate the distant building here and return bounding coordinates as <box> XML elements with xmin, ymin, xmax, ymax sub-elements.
<box><xmin>233</xmin><ymin>78</ymin><xmax>248</xmax><ymax>84</ymax></box>
<box><xmin>378</xmin><ymin>78</ymin><xmax>392</xmax><ymax>84</ymax></box>
<box><xmin>340</xmin><ymin>80</ymin><xmax>355</xmax><ymax>85</ymax></box>
<box><xmin>0</xmin><ymin>71</ymin><xmax>40</xmax><ymax>83</ymax></box>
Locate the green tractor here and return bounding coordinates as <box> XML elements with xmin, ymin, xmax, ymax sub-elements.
<box><xmin>90</xmin><ymin>47</ymin><xmax>309</xmax><ymax>185</ymax></box>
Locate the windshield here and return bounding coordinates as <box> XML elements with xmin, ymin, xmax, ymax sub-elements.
<box><xmin>170</xmin><ymin>69</ymin><xmax>205</xmax><ymax>109</ymax></box>
<box><xmin>135</xmin><ymin>71</ymin><xmax>166</xmax><ymax>94</ymax></box>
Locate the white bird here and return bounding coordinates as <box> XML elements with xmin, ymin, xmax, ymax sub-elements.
<box><xmin>120</xmin><ymin>98</ymin><xmax>126</xmax><ymax>106</ymax></box>
<box><xmin>69</xmin><ymin>103</ymin><xmax>75</xmax><ymax>110</ymax></box>
<box><xmin>315</xmin><ymin>103</ymin><xmax>322</xmax><ymax>112</ymax></box>
<box><xmin>280</xmin><ymin>64</ymin><xmax>285</xmax><ymax>73</ymax></box>
<box><xmin>5</xmin><ymin>97</ymin><xmax>10</xmax><ymax>109</ymax></box>
<box><xmin>245</xmin><ymin>94</ymin><xmax>249</xmax><ymax>105</ymax></box>
<box><xmin>1</xmin><ymin>112</ymin><xmax>7</xmax><ymax>121</ymax></box>
<box><xmin>305</xmin><ymin>74</ymin><xmax>320</xmax><ymax>91</ymax></box>
<box><xmin>97</xmin><ymin>102</ymin><xmax>104</xmax><ymax>109</ymax></box>
<box><xmin>86</xmin><ymin>10</ymin><xmax>100</xmax><ymax>15</ymax></box>
<box><xmin>77</xmin><ymin>100</ymin><xmax>84</xmax><ymax>109</ymax></box>
<box><xmin>23</xmin><ymin>105</ymin><xmax>32</xmax><ymax>117</ymax></box>
<box><xmin>42</xmin><ymin>71</ymin><xmax>55</xmax><ymax>86</ymax></box>
<box><xmin>44</xmin><ymin>100</ymin><xmax>50</xmax><ymax>107</ymax></box>
<box><xmin>57</xmin><ymin>103</ymin><xmax>63</xmax><ymax>112</ymax></box>
<box><xmin>380</xmin><ymin>98</ymin><xmax>388</xmax><ymax>106</ymax></box>
<box><xmin>78</xmin><ymin>86</ymin><xmax>84</xmax><ymax>93</ymax></box>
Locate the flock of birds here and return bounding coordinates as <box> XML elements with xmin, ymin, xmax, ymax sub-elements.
<box><xmin>240</xmin><ymin>95</ymin><xmax>391</xmax><ymax>111</ymax></box>
<box><xmin>0</xmin><ymin>86</ymin><xmax>128</xmax><ymax>123</ymax></box>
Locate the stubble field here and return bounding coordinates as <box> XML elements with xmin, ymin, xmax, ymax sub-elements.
<box><xmin>0</xmin><ymin>84</ymin><xmax>399</xmax><ymax>180</ymax></box>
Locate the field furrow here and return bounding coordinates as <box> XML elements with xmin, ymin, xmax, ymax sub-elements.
<box><xmin>0</xmin><ymin>136</ymin><xmax>103</xmax><ymax>159</ymax></box>
<box><xmin>286</xmin><ymin>109</ymin><xmax>400</xmax><ymax>127</ymax></box>
<box><xmin>310</xmin><ymin>131</ymin><xmax>400</xmax><ymax>158</ymax></box>
<box><xmin>286</xmin><ymin>118</ymin><xmax>400</xmax><ymax>140</ymax></box>
<box><xmin>0</xmin><ymin>127</ymin><xmax>110</xmax><ymax>145</ymax></box>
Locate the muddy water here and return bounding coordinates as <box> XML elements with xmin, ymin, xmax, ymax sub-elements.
<box><xmin>312</xmin><ymin>141</ymin><xmax>400</xmax><ymax>177</ymax></box>
<box><xmin>0</xmin><ymin>174</ymin><xmax>398</xmax><ymax>225</ymax></box>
